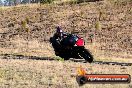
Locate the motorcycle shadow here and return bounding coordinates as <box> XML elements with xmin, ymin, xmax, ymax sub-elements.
<box><xmin>0</xmin><ymin>54</ymin><xmax>55</xmax><ymax>61</ymax></box>
<box><xmin>1</xmin><ymin>54</ymin><xmax>132</xmax><ymax>66</ymax></box>
<box><xmin>0</xmin><ymin>54</ymin><xmax>89</xmax><ymax>62</ymax></box>
<box><xmin>0</xmin><ymin>53</ymin><xmax>92</xmax><ymax>63</ymax></box>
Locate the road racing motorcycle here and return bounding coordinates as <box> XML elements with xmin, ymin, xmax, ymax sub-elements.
<box><xmin>50</xmin><ymin>33</ymin><xmax>94</xmax><ymax>63</ymax></box>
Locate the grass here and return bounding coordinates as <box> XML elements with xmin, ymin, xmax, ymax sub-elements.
<box><xmin>0</xmin><ymin>3</ymin><xmax>39</xmax><ymax>9</ymax></box>
<box><xmin>53</xmin><ymin>56</ymin><xmax>65</xmax><ymax>61</ymax></box>
<box><xmin>0</xmin><ymin>58</ymin><xmax>131</xmax><ymax>88</ymax></box>
<box><xmin>95</xmin><ymin>56</ymin><xmax>132</xmax><ymax>63</ymax></box>
<box><xmin>0</xmin><ymin>1</ymin><xmax>132</xmax><ymax>87</ymax></box>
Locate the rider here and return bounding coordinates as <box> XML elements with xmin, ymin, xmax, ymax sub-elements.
<box><xmin>54</xmin><ymin>26</ymin><xmax>68</xmax><ymax>42</ymax></box>
<box><xmin>54</xmin><ymin>26</ymin><xmax>78</xmax><ymax>46</ymax></box>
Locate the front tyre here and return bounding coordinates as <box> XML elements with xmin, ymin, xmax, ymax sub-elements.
<box><xmin>79</xmin><ymin>48</ymin><xmax>94</xmax><ymax>63</ymax></box>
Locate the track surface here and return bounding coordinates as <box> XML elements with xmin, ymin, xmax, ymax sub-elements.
<box><xmin>0</xmin><ymin>54</ymin><xmax>132</xmax><ymax>66</ymax></box>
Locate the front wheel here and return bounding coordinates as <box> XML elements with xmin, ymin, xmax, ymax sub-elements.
<box><xmin>79</xmin><ymin>48</ymin><xmax>94</xmax><ymax>63</ymax></box>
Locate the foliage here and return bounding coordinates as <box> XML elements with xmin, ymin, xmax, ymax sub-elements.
<box><xmin>40</xmin><ymin>0</ymin><xmax>54</xmax><ymax>4</ymax></box>
<box><xmin>25</xmin><ymin>17</ymin><xmax>29</xmax><ymax>24</ymax></box>
<box><xmin>21</xmin><ymin>20</ymin><xmax>27</xmax><ymax>29</ymax></box>
<box><xmin>95</xmin><ymin>20</ymin><xmax>101</xmax><ymax>30</ymax></box>
<box><xmin>0</xmin><ymin>0</ymin><xmax>3</xmax><ymax>6</ymax></box>
<box><xmin>54</xmin><ymin>56</ymin><xmax>64</xmax><ymax>62</ymax></box>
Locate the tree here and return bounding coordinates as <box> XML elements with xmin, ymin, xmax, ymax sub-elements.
<box><xmin>0</xmin><ymin>0</ymin><xmax>3</xmax><ymax>6</ymax></box>
<box><xmin>14</xmin><ymin>0</ymin><xmax>21</xmax><ymax>5</ymax></box>
<box><xmin>3</xmin><ymin>0</ymin><xmax>13</xmax><ymax>6</ymax></box>
<box><xmin>40</xmin><ymin>0</ymin><xmax>54</xmax><ymax>4</ymax></box>
<box><xmin>4</xmin><ymin>0</ymin><xmax>21</xmax><ymax>6</ymax></box>
<box><xmin>21</xmin><ymin>0</ymin><xmax>30</xmax><ymax>4</ymax></box>
<box><xmin>31</xmin><ymin>0</ymin><xmax>40</xmax><ymax>3</ymax></box>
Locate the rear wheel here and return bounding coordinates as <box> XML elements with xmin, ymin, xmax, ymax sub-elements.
<box><xmin>79</xmin><ymin>48</ymin><xmax>94</xmax><ymax>63</ymax></box>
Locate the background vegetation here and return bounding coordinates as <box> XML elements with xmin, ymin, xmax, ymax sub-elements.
<box><xmin>0</xmin><ymin>0</ymin><xmax>132</xmax><ymax>87</ymax></box>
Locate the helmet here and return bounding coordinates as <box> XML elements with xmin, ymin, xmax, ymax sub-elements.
<box><xmin>56</xmin><ymin>26</ymin><xmax>63</xmax><ymax>33</ymax></box>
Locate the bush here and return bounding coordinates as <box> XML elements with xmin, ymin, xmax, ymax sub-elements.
<box><xmin>95</xmin><ymin>21</ymin><xmax>101</xmax><ymax>30</ymax></box>
<box><xmin>21</xmin><ymin>20</ymin><xmax>27</xmax><ymax>29</ymax></box>
<box><xmin>54</xmin><ymin>56</ymin><xmax>64</xmax><ymax>61</ymax></box>
<box><xmin>40</xmin><ymin>0</ymin><xmax>54</xmax><ymax>4</ymax></box>
<box><xmin>76</xmin><ymin>0</ymin><xmax>100</xmax><ymax>4</ymax></box>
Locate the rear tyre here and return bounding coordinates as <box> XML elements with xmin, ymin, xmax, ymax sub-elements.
<box><xmin>79</xmin><ymin>48</ymin><xmax>94</xmax><ymax>63</ymax></box>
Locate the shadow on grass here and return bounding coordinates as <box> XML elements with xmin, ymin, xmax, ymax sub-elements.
<box><xmin>0</xmin><ymin>53</ymin><xmax>55</xmax><ymax>61</ymax></box>
<box><xmin>0</xmin><ymin>54</ymin><xmax>132</xmax><ymax>66</ymax></box>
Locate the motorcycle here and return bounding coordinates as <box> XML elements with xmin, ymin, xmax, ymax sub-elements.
<box><xmin>50</xmin><ymin>33</ymin><xmax>94</xmax><ymax>63</ymax></box>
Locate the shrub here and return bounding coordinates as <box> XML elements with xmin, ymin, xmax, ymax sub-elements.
<box><xmin>25</xmin><ymin>17</ymin><xmax>29</xmax><ymax>24</ymax></box>
<box><xmin>54</xmin><ymin>56</ymin><xmax>64</xmax><ymax>61</ymax></box>
<box><xmin>40</xmin><ymin>0</ymin><xmax>54</xmax><ymax>4</ymax></box>
<box><xmin>21</xmin><ymin>20</ymin><xmax>27</xmax><ymax>29</ymax></box>
<box><xmin>76</xmin><ymin>0</ymin><xmax>100</xmax><ymax>4</ymax></box>
<box><xmin>95</xmin><ymin>21</ymin><xmax>101</xmax><ymax>30</ymax></box>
